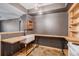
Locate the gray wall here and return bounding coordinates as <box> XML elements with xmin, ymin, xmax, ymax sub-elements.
<box><xmin>0</xmin><ymin>15</ymin><xmax>31</xmax><ymax>32</ymax></box>
<box><xmin>34</xmin><ymin>12</ymin><xmax>68</xmax><ymax>36</ymax></box>
<box><xmin>0</xmin><ymin>21</ymin><xmax>1</xmax><ymax>32</ymax></box>
<box><xmin>1</xmin><ymin>19</ymin><xmax>20</xmax><ymax>32</ymax></box>
<box><xmin>1</xmin><ymin>12</ymin><xmax>68</xmax><ymax>36</ymax></box>
<box><xmin>1</xmin><ymin>32</ymin><xmax>24</xmax><ymax>39</ymax></box>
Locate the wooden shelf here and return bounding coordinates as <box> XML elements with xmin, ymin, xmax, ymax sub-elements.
<box><xmin>70</xmin><ymin>12</ymin><xmax>79</xmax><ymax>19</ymax></box>
<box><xmin>69</xmin><ymin>4</ymin><xmax>79</xmax><ymax>19</ymax></box>
<box><xmin>27</xmin><ymin>20</ymin><xmax>33</xmax><ymax>30</ymax></box>
<box><xmin>71</xmin><ymin>21</ymin><xmax>79</xmax><ymax>25</ymax></box>
<box><xmin>68</xmin><ymin>3</ymin><xmax>79</xmax><ymax>38</ymax></box>
<box><xmin>70</xmin><ymin>15</ymin><xmax>76</xmax><ymax>19</ymax></box>
<box><xmin>72</xmin><ymin>14</ymin><xmax>79</xmax><ymax>19</ymax></box>
<box><xmin>74</xmin><ymin>9</ymin><xmax>79</xmax><ymax>18</ymax></box>
<box><xmin>65</xmin><ymin>37</ymin><xmax>79</xmax><ymax>45</ymax></box>
<box><xmin>68</xmin><ymin>3</ymin><xmax>77</xmax><ymax>12</ymax></box>
<box><xmin>70</xmin><ymin>30</ymin><xmax>79</xmax><ymax>33</ymax></box>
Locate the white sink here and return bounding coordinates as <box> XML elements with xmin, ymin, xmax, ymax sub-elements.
<box><xmin>21</xmin><ymin>34</ymin><xmax>35</xmax><ymax>44</ymax></box>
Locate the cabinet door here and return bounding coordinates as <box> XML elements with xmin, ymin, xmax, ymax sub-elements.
<box><xmin>1</xmin><ymin>42</ymin><xmax>25</xmax><ymax>56</ymax></box>
<box><xmin>68</xmin><ymin>42</ymin><xmax>79</xmax><ymax>56</ymax></box>
<box><xmin>0</xmin><ymin>42</ymin><xmax>1</xmax><ymax>56</ymax></box>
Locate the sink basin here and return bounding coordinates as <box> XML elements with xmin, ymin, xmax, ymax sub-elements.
<box><xmin>20</xmin><ymin>34</ymin><xmax>35</xmax><ymax>44</ymax></box>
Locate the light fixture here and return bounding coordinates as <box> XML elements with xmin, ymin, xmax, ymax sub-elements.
<box><xmin>34</xmin><ymin>3</ymin><xmax>39</xmax><ymax>10</ymax></box>
<box><xmin>34</xmin><ymin>3</ymin><xmax>43</xmax><ymax>15</ymax></box>
<box><xmin>38</xmin><ymin>10</ymin><xmax>43</xmax><ymax>15</ymax></box>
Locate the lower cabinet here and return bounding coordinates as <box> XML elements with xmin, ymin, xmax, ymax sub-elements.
<box><xmin>68</xmin><ymin>42</ymin><xmax>79</xmax><ymax>56</ymax></box>
<box><xmin>1</xmin><ymin>42</ymin><xmax>25</xmax><ymax>56</ymax></box>
<box><xmin>0</xmin><ymin>42</ymin><xmax>1</xmax><ymax>56</ymax></box>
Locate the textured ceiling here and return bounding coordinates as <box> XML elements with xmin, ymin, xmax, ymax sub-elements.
<box><xmin>19</xmin><ymin>3</ymin><xmax>69</xmax><ymax>15</ymax></box>
<box><xmin>20</xmin><ymin>3</ymin><xmax>53</xmax><ymax>9</ymax></box>
<box><xmin>0</xmin><ymin>3</ymin><xmax>70</xmax><ymax>20</ymax></box>
<box><xmin>0</xmin><ymin>3</ymin><xmax>25</xmax><ymax>20</ymax></box>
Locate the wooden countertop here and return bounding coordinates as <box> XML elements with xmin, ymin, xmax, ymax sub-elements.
<box><xmin>0</xmin><ymin>35</ymin><xmax>1</xmax><ymax>42</ymax></box>
<box><xmin>1</xmin><ymin>34</ymin><xmax>65</xmax><ymax>44</ymax></box>
<box><xmin>35</xmin><ymin>34</ymin><xmax>79</xmax><ymax>45</ymax></box>
<box><xmin>1</xmin><ymin>36</ymin><xmax>25</xmax><ymax>44</ymax></box>
<box><xmin>0</xmin><ymin>31</ymin><xmax>23</xmax><ymax>35</ymax></box>
<box><xmin>65</xmin><ymin>37</ymin><xmax>79</xmax><ymax>45</ymax></box>
<box><xmin>34</xmin><ymin>34</ymin><xmax>65</xmax><ymax>38</ymax></box>
<box><xmin>1</xmin><ymin>34</ymin><xmax>79</xmax><ymax>45</ymax></box>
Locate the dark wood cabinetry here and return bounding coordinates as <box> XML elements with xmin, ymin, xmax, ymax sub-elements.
<box><xmin>0</xmin><ymin>21</ymin><xmax>2</xmax><ymax>32</ymax></box>
<box><xmin>1</xmin><ymin>42</ymin><xmax>25</xmax><ymax>56</ymax></box>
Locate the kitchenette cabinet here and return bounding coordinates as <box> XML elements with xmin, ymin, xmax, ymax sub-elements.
<box><xmin>1</xmin><ymin>41</ymin><xmax>24</xmax><ymax>56</ymax></box>
<box><xmin>0</xmin><ymin>32</ymin><xmax>25</xmax><ymax>56</ymax></box>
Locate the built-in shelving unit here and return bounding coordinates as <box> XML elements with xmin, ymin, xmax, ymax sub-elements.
<box><xmin>24</xmin><ymin>19</ymin><xmax>33</xmax><ymax>31</ymax></box>
<box><xmin>68</xmin><ymin>4</ymin><xmax>79</xmax><ymax>55</ymax></box>
<box><xmin>68</xmin><ymin>3</ymin><xmax>79</xmax><ymax>38</ymax></box>
<box><xmin>27</xmin><ymin>20</ymin><xmax>33</xmax><ymax>30</ymax></box>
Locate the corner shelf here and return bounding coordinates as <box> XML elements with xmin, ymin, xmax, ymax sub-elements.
<box><xmin>68</xmin><ymin>3</ymin><xmax>79</xmax><ymax>38</ymax></box>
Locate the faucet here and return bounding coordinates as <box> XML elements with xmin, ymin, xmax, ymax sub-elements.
<box><xmin>24</xmin><ymin>29</ymin><xmax>27</xmax><ymax>36</ymax></box>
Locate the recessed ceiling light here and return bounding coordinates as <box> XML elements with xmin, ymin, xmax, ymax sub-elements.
<box><xmin>38</xmin><ymin>10</ymin><xmax>43</xmax><ymax>15</ymax></box>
